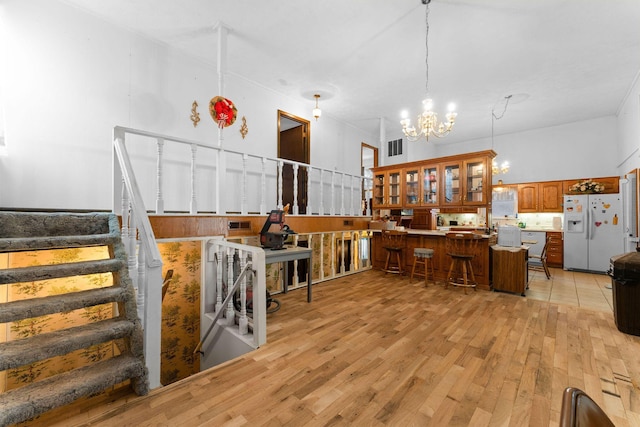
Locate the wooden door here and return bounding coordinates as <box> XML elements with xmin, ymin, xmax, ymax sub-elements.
<box><xmin>278</xmin><ymin>111</ymin><xmax>309</xmax><ymax>214</ymax></box>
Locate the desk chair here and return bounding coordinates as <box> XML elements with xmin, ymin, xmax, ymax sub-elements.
<box><xmin>560</xmin><ymin>387</ymin><xmax>615</xmax><ymax>427</ymax></box>
<box><xmin>445</xmin><ymin>232</ymin><xmax>481</xmax><ymax>294</ymax></box>
<box><xmin>382</xmin><ymin>230</ymin><xmax>407</xmax><ymax>275</ymax></box>
<box><xmin>411</xmin><ymin>247</ymin><xmax>435</xmax><ymax>286</ymax></box>
<box><xmin>529</xmin><ymin>236</ymin><xmax>551</xmax><ymax>279</ymax></box>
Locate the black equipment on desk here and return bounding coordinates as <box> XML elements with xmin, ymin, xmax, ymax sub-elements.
<box><xmin>260</xmin><ymin>209</ymin><xmax>296</xmax><ymax>249</ymax></box>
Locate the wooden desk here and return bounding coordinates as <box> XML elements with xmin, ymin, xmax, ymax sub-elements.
<box><xmin>491</xmin><ymin>245</ymin><xmax>529</xmax><ymax>296</ymax></box>
<box><xmin>264</xmin><ymin>246</ymin><xmax>313</xmax><ymax>302</ymax></box>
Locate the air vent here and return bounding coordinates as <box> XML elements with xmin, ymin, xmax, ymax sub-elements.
<box><xmin>343</xmin><ymin>220</ymin><xmax>354</xmax><ymax>226</ymax></box>
<box><xmin>228</xmin><ymin>221</ymin><xmax>251</xmax><ymax>230</ymax></box>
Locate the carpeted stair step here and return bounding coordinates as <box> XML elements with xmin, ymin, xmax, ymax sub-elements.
<box><xmin>0</xmin><ymin>318</ymin><xmax>139</xmax><ymax>371</ymax></box>
<box><xmin>0</xmin><ymin>258</ymin><xmax>125</xmax><ymax>285</ymax></box>
<box><xmin>0</xmin><ymin>286</ymin><xmax>130</xmax><ymax>323</ymax></box>
<box><xmin>0</xmin><ymin>354</ymin><xmax>147</xmax><ymax>427</ymax></box>
<box><xmin>0</xmin><ymin>233</ymin><xmax>119</xmax><ymax>253</ymax></box>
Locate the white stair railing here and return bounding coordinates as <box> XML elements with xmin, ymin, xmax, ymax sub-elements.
<box><xmin>112</xmin><ymin>126</ymin><xmax>372</xmax><ymax>216</ymax></box>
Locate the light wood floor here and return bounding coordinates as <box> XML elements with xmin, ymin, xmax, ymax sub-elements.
<box><xmin>22</xmin><ymin>268</ymin><xmax>640</xmax><ymax>427</ymax></box>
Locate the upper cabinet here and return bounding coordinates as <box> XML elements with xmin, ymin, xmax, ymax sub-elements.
<box><xmin>372</xmin><ymin>169</ymin><xmax>403</xmax><ymax>209</ymax></box>
<box><xmin>517</xmin><ymin>181</ymin><xmax>563</xmax><ymax>213</ymax></box>
<box><xmin>371</xmin><ymin>150</ymin><xmax>496</xmax><ymax>212</ymax></box>
<box><xmin>442</xmin><ymin>157</ymin><xmax>489</xmax><ymax>206</ymax></box>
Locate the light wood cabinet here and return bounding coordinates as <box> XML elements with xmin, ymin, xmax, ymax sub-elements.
<box><xmin>371</xmin><ymin>150</ymin><xmax>496</xmax><ymax>214</ymax></box>
<box><xmin>372</xmin><ymin>169</ymin><xmax>402</xmax><ymax>209</ymax></box>
<box><xmin>546</xmin><ymin>231</ymin><xmax>563</xmax><ymax>268</ymax></box>
<box><xmin>563</xmin><ymin>176</ymin><xmax>620</xmax><ymax>194</ymax></box>
<box><xmin>442</xmin><ymin>157</ymin><xmax>490</xmax><ymax>207</ymax></box>
<box><xmin>517</xmin><ymin>181</ymin><xmax>563</xmax><ymax>213</ymax></box>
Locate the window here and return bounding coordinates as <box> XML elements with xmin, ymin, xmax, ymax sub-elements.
<box><xmin>387</xmin><ymin>138</ymin><xmax>403</xmax><ymax>157</ymax></box>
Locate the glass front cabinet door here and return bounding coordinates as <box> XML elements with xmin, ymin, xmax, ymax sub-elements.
<box><xmin>442</xmin><ymin>163</ymin><xmax>461</xmax><ymax>205</ymax></box>
<box><xmin>372</xmin><ymin>169</ymin><xmax>402</xmax><ymax>208</ymax></box>
<box><xmin>464</xmin><ymin>158</ymin><xmax>487</xmax><ymax>205</ymax></box>
<box><xmin>422</xmin><ymin>166</ymin><xmax>439</xmax><ymax>205</ymax></box>
<box><xmin>404</xmin><ymin>168</ymin><xmax>420</xmax><ymax>207</ymax></box>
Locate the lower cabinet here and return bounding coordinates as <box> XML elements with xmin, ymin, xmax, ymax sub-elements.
<box><xmin>491</xmin><ymin>246</ymin><xmax>528</xmax><ymax>295</ymax></box>
<box><xmin>546</xmin><ymin>231</ymin><xmax>563</xmax><ymax>268</ymax></box>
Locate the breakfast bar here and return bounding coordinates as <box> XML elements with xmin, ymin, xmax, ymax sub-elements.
<box><xmin>371</xmin><ymin>229</ymin><xmax>497</xmax><ymax>291</ymax></box>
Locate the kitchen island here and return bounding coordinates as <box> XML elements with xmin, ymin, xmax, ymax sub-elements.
<box><xmin>371</xmin><ymin>229</ymin><xmax>497</xmax><ymax>290</ymax></box>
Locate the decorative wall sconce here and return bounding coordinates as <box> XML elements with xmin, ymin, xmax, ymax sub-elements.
<box><xmin>240</xmin><ymin>116</ymin><xmax>248</xmax><ymax>139</ymax></box>
<box><xmin>190</xmin><ymin>101</ymin><xmax>200</xmax><ymax>127</ymax></box>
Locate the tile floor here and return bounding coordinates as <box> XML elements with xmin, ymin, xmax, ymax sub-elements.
<box><xmin>526</xmin><ymin>266</ymin><xmax>614</xmax><ymax>312</ymax></box>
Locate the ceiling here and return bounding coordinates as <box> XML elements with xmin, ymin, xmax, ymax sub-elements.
<box><xmin>60</xmin><ymin>0</ymin><xmax>640</xmax><ymax>144</ymax></box>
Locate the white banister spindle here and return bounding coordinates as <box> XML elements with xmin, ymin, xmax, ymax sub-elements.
<box><xmin>156</xmin><ymin>138</ymin><xmax>165</xmax><ymax>214</ymax></box>
<box><xmin>277</xmin><ymin>160</ymin><xmax>284</xmax><ymax>210</ymax></box>
<box><xmin>128</xmin><ymin>215</ymin><xmax>138</xmax><ymax>291</ymax></box>
<box><xmin>330</xmin><ymin>232</ymin><xmax>336</xmax><ymax>277</ymax></box>
<box><xmin>307</xmin><ymin>234</ymin><xmax>313</xmax><ymax>284</ymax></box>
<box><xmin>241</xmin><ymin>153</ymin><xmax>248</xmax><ymax>215</ymax></box>
<box><xmin>215</xmin><ymin>246</ymin><xmax>224</xmax><ymax>312</ymax></box>
<box><xmin>340</xmin><ymin>173</ymin><xmax>345</xmax><ymax>216</ymax></box>
<box><xmin>238</xmin><ymin>251</ymin><xmax>248</xmax><ymax>335</ymax></box>
<box><xmin>260</xmin><ymin>157</ymin><xmax>267</xmax><ymax>215</ymax></box>
<box><xmin>319</xmin><ymin>169</ymin><xmax>324</xmax><ymax>215</ymax></box>
<box><xmin>137</xmin><ymin>245</ymin><xmax>146</xmax><ymax>327</ymax></box>
<box><xmin>339</xmin><ymin>232</ymin><xmax>345</xmax><ymax>274</ymax></box>
<box><xmin>293</xmin><ymin>163</ymin><xmax>299</xmax><ymax>215</ymax></box>
<box><xmin>226</xmin><ymin>247</ymin><xmax>235</xmax><ymax>325</ymax></box>
<box><xmin>330</xmin><ymin>170</ymin><xmax>336</xmax><ymax>216</ymax></box>
<box><xmin>120</xmin><ymin>180</ymin><xmax>130</xmax><ymax>246</ymax></box>
<box><xmin>319</xmin><ymin>233</ymin><xmax>325</xmax><ymax>280</ymax></box>
<box><xmin>350</xmin><ymin>175</ymin><xmax>355</xmax><ymax>216</ymax></box>
<box><xmin>190</xmin><ymin>144</ymin><xmax>198</xmax><ymax>214</ymax></box>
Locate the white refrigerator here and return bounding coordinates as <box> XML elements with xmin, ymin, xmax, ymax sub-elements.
<box><xmin>563</xmin><ymin>193</ymin><xmax>626</xmax><ymax>273</ymax></box>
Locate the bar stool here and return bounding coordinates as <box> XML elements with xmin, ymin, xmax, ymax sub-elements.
<box><xmin>382</xmin><ymin>230</ymin><xmax>407</xmax><ymax>275</ymax></box>
<box><xmin>445</xmin><ymin>232</ymin><xmax>481</xmax><ymax>294</ymax></box>
<box><xmin>411</xmin><ymin>247</ymin><xmax>435</xmax><ymax>286</ymax></box>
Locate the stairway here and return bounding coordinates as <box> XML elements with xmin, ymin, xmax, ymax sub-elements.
<box><xmin>0</xmin><ymin>212</ymin><xmax>148</xmax><ymax>426</ymax></box>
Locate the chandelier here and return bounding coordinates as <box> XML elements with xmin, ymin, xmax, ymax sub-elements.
<box><xmin>400</xmin><ymin>0</ymin><xmax>457</xmax><ymax>142</ymax></box>
<box><xmin>492</xmin><ymin>160</ymin><xmax>510</xmax><ymax>175</ymax></box>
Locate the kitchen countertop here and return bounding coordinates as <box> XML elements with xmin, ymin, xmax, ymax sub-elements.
<box><xmin>519</xmin><ymin>227</ymin><xmax>563</xmax><ymax>233</ymax></box>
<box><xmin>371</xmin><ymin>228</ymin><xmax>496</xmax><ymax>239</ymax></box>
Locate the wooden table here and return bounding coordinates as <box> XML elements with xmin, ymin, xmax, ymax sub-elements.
<box><xmin>264</xmin><ymin>245</ymin><xmax>313</xmax><ymax>302</ymax></box>
<box><xmin>491</xmin><ymin>245</ymin><xmax>529</xmax><ymax>296</ymax></box>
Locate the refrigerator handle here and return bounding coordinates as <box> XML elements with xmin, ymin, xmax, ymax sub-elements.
<box><xmin>587</xmin><ymin>207</ymin><xmax>591</xmax><ymax>240</ymax></box>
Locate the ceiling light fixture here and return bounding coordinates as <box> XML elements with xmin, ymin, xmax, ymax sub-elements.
<box><xmin>400</xmin><ymin>0</ymin><xmax>457</xmax><ymax>142</ymax></box>
<box><xmin>312</xmin><ymin>94</ymin><xmax>321</xmax><ymax>121</ymax></box>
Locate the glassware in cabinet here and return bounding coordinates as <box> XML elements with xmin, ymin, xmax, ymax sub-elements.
<box><xmin>422</xmin><ymin>166</ymin><xmax>438</xmax><ymax>205</ymax></box>
<box><xmin>405</xmin><ymin>168</ymin><xmax>420</xmax><ymax>206</ymax></box>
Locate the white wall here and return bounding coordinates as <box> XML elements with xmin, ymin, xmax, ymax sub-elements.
<box><xmin>616</xmin><ymin>71</ymin><xmax>640</xmax><ymax>175</ymax></box>
<box><xmin>0</xmin><ymin>0</ymin><xmax>376</xmax><ymax>211</ymax></box>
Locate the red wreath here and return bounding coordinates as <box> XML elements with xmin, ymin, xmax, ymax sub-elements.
<box><xmin>209</xmin><ymin>96</ymin><xmax>237</xmax><ymax>128</ymax></box>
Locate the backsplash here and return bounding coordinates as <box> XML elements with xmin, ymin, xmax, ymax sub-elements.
<box><xmin>493</xmin><ymin>213</ymin><xmax>564</xmax><ymax>230</ymax></box>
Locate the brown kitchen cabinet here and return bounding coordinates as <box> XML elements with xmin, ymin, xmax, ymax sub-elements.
<box><xmin>371</xmin><ymin>150</ymin><xmax>496</xmax><ymax>216</ymax></box>
<box><xmin>491</xmin><ymin>245</ymin><xmax>528</xmax><ymax>295</ymax></box>
<box><xmin>546</xmin><ymin>231</ymin><xmax>563</xmax><ymax>268</ymax></box>
<box><xmin>442</xmin><ymin>157</ymin><xmax>491</xmax><ymax>207</ymax></box>
<box><xmin>563</xmin><ymin>176</ymin><xmax>620</xmax><ymax>194</ymax></box>
<box><xmin>372</xmin><ymin>168</ymin><xmax>403</xmax><ymax>209</ymax></box>
<box><xmin>517</xmin><ymin>181</ymin><xmax>563</xmax><ymax>213</ymax></box>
